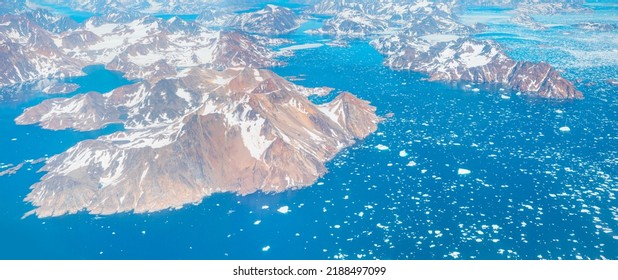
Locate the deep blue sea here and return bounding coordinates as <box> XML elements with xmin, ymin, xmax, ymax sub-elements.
<box><xmin>0</xmin><ymin>7</ymin><xmax>616</xmax><ymax>260</ymax></box>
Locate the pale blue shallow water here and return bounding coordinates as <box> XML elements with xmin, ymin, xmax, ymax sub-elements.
<box><xmin>0</xmin><ymin>7</ymin><xmax>616</xmax><ymax>260</ymax></box>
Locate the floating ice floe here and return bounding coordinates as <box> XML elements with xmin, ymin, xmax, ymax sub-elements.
<box><xmin>279</xmin><ymin>43</ymin><xmax>324</xmax><ymax>52</ymax></box>
<box><xmin>399</xmin><ymin>150</ymin><xmax>408</xmax><ymax>157</ymax></box>
<box><xmin>559</xmin><ymin>126</ymin><xmax>571</xmax><ymax>132</ymax></box>
<box><xmin>375</xmin><ymin>144</ymin><xmax>389</xmax><ymax>150</ymax></box>
<box><xmin>262</xmin><ymin>246</ymin><xmax>270</xmax><ymax>252</ymax></box>
<box><xmin>406</xmin><ymin>161</ymin><xmax>417</xmax><ymax>167</ymax></box>
<box><xmin>457</xmin><ymin>168</ymin><xmax>471</xmax><ymax>175</ymax></box>
<box><xmin>500</xmin><ymin>94</ymin><xmax>510</xmax><ymax>99</ymax></box>
<box><xmin>261</xmin><ymin>205</ymin><xmax>269</xmax><ymax>210</ymax></box>
<box><xmin>555</xmin><ymin>109</ymin><xmax>563</xmax><ymax>114</ymax></box>
<box><xmin>277</xmin><ymin>206</ymin><xmax>290</xmax><ymax>214</ymax></box>
<box><xmin>254</xmin><ymin>220</ymin><xmax>261</xmax><ymax>225</ymax></box>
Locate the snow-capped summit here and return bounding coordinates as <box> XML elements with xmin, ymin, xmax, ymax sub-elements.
<box><xmin>509</xmin><ymin>13</ymin><xmax>547</xmax><ymax>30</ymax></box>
<box><xmin>0</xmin><ymin>13</ymin><xmax>281</xmax><ymax>87</ymax></box>
<box><xmin>21</xmin><ymin>8</ymin><xmax>79</xmax><ymax>33</ymax></box>
<box><xmin>230</xmin><ymin>4</ymin><xmax>302</xmax><ymax>35</ymax></box>
<box><xmin>0</xmin><ymin>14</ymin><xmax>84</xmax><ymax>87</ymax></box>
<box><xmin>372</xmin><ymin>35</ymin><xmax>582</xmax><ymax>99</ymax></box>
<box><xmin>18</xmin><ymin>67</ymin><xmax>381</xmax><ymax>218</ymax></box>
<box><xmin>306</xmin><ymin>9</ymin><xmax>389</xmax><ymax>37</ymax></box>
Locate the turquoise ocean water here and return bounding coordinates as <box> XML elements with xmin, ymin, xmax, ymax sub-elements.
<box><xmin>0</xmin><ymin>6</ymin><xmax>616</xmax><ymax>260</ymax></box>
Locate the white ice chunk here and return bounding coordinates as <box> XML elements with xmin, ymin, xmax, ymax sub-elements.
<box><xmin>277</xmin><ymin>206</ymin><xmax>290</xmax><ymax>214</ymax></box>
<box><xmin>375</xmin><ymin>144</ymin><xmax>389</xmax><ymax>151</ymax></box>
<box><xmin>457</xmin><ymin>168</ymin><xmax>471</xmax><ymax>175</ymax></box>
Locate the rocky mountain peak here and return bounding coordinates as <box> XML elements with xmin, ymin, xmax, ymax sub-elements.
<box><xmin>17</xmin><ymin>67</ymin><xmax>382</xmax><ymax>218</ymax></box>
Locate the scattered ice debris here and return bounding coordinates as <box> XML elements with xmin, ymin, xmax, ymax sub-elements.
<box><xmin>277</xmin><ymin>206</ymin><xmax>290</xmax><ymax>214</ymax></box>
<box><xmin>406</xmin><ymin>161</ymin><xmax>417</xmax><ymax>167</ymax></box>
<box><xmin>449</xmin><ymin>252</ymin><xmax>460</xmax><ymax>259</ymax></box>
<box><xmin>375</xmin><ymin>144</ymin><xmax>389</xmax><ymax>151</ymax></box>
<box><xmin>262</xmin><ymin>246</ymin><xmax>270</xmax><ymax>252</ymax></box>
<box><xmin>399</xmin><ymin>150</ymin><xmax>408</xmax><ymax>157</ymax></box>
<box><xmin>559</xmin><ymin>126</ymin><xmax>571</xmax><ymax>132</ymax></box>
<box><xmin>457</xmin><ymin>168</ymin><xmax>471</xmax><ymax>175</ymax></box>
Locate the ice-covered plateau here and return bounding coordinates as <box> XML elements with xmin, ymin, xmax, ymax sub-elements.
<box><xmin>17</xmin><ymin>67</ymin><xmax>382</xmax><ymax>218</ymax></box>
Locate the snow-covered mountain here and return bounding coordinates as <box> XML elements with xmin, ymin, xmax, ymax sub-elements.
<box><xmin>509</xmin><ymin>13</ymin><xmax>547</xmax><ymax>30</ymax></box>
<box><xmin>230</xmin><ymin>4</ymin><xmax>302</xmax><ymax>35</ymax></box>
<box><xmin>0</xmin><ymin>14</ymin><xmax>84</xmax><ymax>87</ymax></box>
<box><xmin>372</xmin><ymin>35</ymin><xmax>582</xmax><ymax>98</ymax></box>
<box><xmin>306</xmin><ymin>0</ymin><xmax>465</xmax><ymax>38</ymax></box>
<box><xmin>21</xmin><ymin>8</ymin><xmax>79</xmax><ymax>33</ymax></box>
<box><xmin>31</xmin><ymin>0</ymin><xmax>223</xmax><ymax>14</ymax></box>
<box><xmin>0</xmin><ymin>14</ymin><xmax>280</xmax><ymax>86</ymax></box>
<box><xmin>304</xmin><ymin>0</ymin><xmax>581</xmax><ymax>99</ymax></box>
<box><xmin>18</xmin><ymin>67</ymin><xmax>382</xmax><ymax>217</ymax></box>
<box><xmin>308</xmin><ymin>0</ymin><xmax>454</xmax><ymax>17</ymax></box>
<box><xmin>573</xmin><ymin>22</ymin><xmax>617</xmax><ymax>32</ymax></box>
<box><xmin>306</xmin><ymin>9</ymin><xmax>389</xmax><ymax>37</ymax></box>
<box><xmin>514</xmin><ymin>2</ymin><xmax>591</xmax><ymax>15</ymax></box>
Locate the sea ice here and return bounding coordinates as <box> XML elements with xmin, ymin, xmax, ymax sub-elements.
<box><xmin>262</xmin><ymin>246</ymin><xmax>270</xmax><ymax>252</ymax></box>
<box><xmin>399</xmin><ymin>150</ymin><xmax>408</xmax><ymax>157</ymax></box>
<box><xmin>277</xmin><ymin>206</ymin><xmax>290</xmax><ymax>214</ymax></box>
<box><xmin>559</xmin><ymin>126</ymin><xmax>571</xmax><ymax>132</ymax></box>
<box><xmin>457</xmin><ymin>168</ymin><xmax>471</xmax><ymax>175</ymax></box>
<box><xmin>375</xmin><ymin>144</ymin><xmax>389</xmax><ymax>150</ymax></box>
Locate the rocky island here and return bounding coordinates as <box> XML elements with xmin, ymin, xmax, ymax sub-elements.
<box><xmin>18</xmin><ymin>67</ymin><xmax>381</xmax><ymax>217</ymax></box>
<box><xmin>307</xmin><ymin>0</ymin><xmax>582</xmax><ymax>99</ymax></box>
